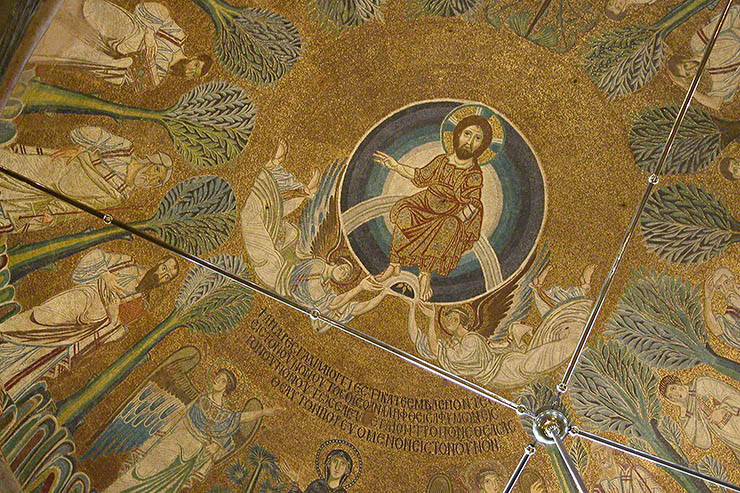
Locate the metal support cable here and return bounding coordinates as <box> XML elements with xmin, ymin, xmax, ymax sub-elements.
<box><xmin>558</xmin><ymin>0</ymin><xmax>736</xmax><ymax>392</ymax></box>
<box><xmin>503</xmin><ymin>445</ymin><xmax>537</xmax><ymax>493</ymax></box>
<box><xmin>0</xmin><ymin>164</ymin><xmax>529</xmax><ymax>417</ymax></box>
<box><xmin>548</xmin><ymin>428</ymin><xmax>588</xmax><ymax>493</ymax></box>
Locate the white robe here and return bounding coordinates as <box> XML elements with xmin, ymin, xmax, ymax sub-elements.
<box><xmin>30</xmin><ymin>0</ymin><xmax>186</xmax><ymax>86</ymax></box>
<box><xmin>690</xmin><ymin>4</ymin><xmax>740</xmax><ymax>103</ymax></box>
<box><xmin>679</xmin><ymin>376</ymin><xmax>740</xmax><ymax>461</ymax></box>
<box><xmin>0</xmin><ymin>249</ymin><xmax>144</xmax><ymax>398</ymax></box>
<box><xmin>415</xmin><ymin>291</ymin><xmax>591</xmax><ymax>389</ymax></box>
<box><xmin>0</xmin><ymin>126</ymin><xmax>132</xmax><ymax>233</ymax></box>
<box><xmin>594</xmin><ymin>463</ymin><xmax>665</xmax><ymax>493</ymax></box>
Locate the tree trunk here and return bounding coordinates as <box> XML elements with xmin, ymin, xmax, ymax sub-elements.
<box><xmin>705</xmin><ymin>343</ymin><xmax>740</xmax><ymax>383</ymax></box>
<box><xmin>8</xmin><ymin>225</ymin><xmax>132</xmax><ymax>282</ymax></box>
<box><xmin>545</xmin><ymin>446</ymin><xmax>581</xmax><ymax>493</ymax></box>
<box><xmin>56</xmin><ymin>310</ymin><xmax>179</xmax><ymax>428</ymax></box>
<box><xmin>644</xmin><ymin>419</ymin><xmax>712</xmax><ymax>492</ymax></box>
<box><xmin>244</xmin><ymin>462</ymin><xmax>263</xmax><ymax>493</ymax></box>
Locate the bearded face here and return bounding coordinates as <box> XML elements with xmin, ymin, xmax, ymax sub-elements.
<box><xmin>136</xmin><ymin>257</ymin><xmax>178</xmax><ymax>295</ymax></box>
<box><xmin>454</xmin><ymin>124</ymin><xmax>485</xmax><ymax>160</ymax></box>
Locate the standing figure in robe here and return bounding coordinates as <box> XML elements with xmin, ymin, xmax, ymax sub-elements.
<box><xmin>591</xmin><ymin>443</ymin><xmax>665</xmax><ymax>493</ymax></box>
<box><xmin>667</xmin><ymin>4</ymin><xmax>740</xmax><ymax>110</ymax></box>
<box><xmin>0</xmin><ymin>248</ymin><xmax>178</xmax><ymax>398</ymax></box>
<box><xmin>0</xmin><ymin>126</ymin><xmax>172</xmax><ymax>233</ymax></box>
<box><xmin>29</xmin><ymin>0</ymin><xmax>211</xmax><ymax>88</ymax></box>
<box><xmin>372</xmin><ymin>115</ymin><xmax>493</xmax><ymax>301</ymax></box>
<box><xmin>660</xmin><ymin>373</ymin><xmax>740</xmax><ymax>463</ymax></box>
<box><xmin>406</xmin><ymin>263</ymin><xmax>596</xmax><ymax>389</ymax></box>
<box><xmin>105</xmin><ymin>367</ymin><xmax>282</xmax><ymax>492</ymax></box>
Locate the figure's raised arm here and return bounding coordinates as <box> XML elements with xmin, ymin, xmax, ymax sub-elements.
<box><xmin>373</xmin><ymin>151</ymin><xmax>414</xmax><ymax>179</ymax></box>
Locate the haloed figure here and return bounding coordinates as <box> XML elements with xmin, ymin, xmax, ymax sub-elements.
<box><xmin>518</xmin><ymin>471</ymin><xmax>547</xmax><ymax>493</ymax></box>
<box><xmin>289</xmin><ymin>449</ymin><xmax>354</xmax><ymax>493</ymax></box>
<box><xmin>603</xmin><ymin>0</ymin><xmax>656</xmax><ymax>21</ymax></box>
<box><xmin>373</xmin><ymin>115</ymin><xmax>492</xmax><ymax>301</ymax></box>
<box><xmin>476</xmin><ymin>470</ymin><xmax>503</xmax><ymax>493</ymax></box>
<box><xmin>719</xmin><ymin>158</ymin><xmax>740</xmax><ymax>181</ymax></box>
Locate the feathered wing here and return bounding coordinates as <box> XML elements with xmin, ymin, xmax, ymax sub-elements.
<box><xmin>297</xmin><ymin>159</ymin><xmax>346</xmax><ymax>260</ymax></box>
<box><xmin>82</xmin><ymin>346</ymin><xmax>202</xmax><ymax>461</ymax></box>
<box><xmin>472</xmin><ymin>246</ymin><xmax>550</xmax><ymax>342</ymax></box>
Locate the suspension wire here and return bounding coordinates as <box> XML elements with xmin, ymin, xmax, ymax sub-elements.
<box><xmin>503</xmin><ymin>445</ymin><xmax>537</xmax><ymax>493</ymax></box>
<box><xmin>558</xmin><ymin>0</ymin><xmax>736</xmax><ymax>393</ymax></box>
<box><xmin>573</xmin><ymin>428</ymin><xmax>740</xmax><ymax>492</ymax></box>
<box><xmin>0</xmin><ymin>164</ymin><xmax>530</xmax><ymax>416</ymax></box>
<box><xmin>548</xmin><ymin>428</ymin><xmax>588</xmax><ymax>492</ymax></box>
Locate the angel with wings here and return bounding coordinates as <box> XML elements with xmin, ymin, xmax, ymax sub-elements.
<box><xmin>83</xmin><ymin>346</ymin><xmax>282</xmax><ymax>492</ymax></box>
<box><xmin>406</xmin><ymin>250</ymin><xmax>597</xmax><ymax>388</ymax></box>
<box><xmin>241</xmin><ymin>139</ymin><xmax>389</xmax><ymax>333</ymax></box>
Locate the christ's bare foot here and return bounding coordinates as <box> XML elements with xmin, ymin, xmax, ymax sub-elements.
<box><xmin>580</xmin><ymin>263</ymin><xmax>597</xmax><ymax>294</ymax></box>
<box><xmin>532</xmin><ymin>262</ymin><xmax>552</xmax><ymax>288</ymax></box>
<box><xmin>419</xmin><ymin>271</ymin><xmax>433</xmax><ymax>301</ymax></box>
<box><xmin>305</xmin><ymin>168</ymin><xmax>320</xmax><ymax>196</ymax></box>
<box><xmin>268</xmin><ymin>138</ymin><xmax>288</xmax><ymax>168</ymax></box>
<box><xmin>374</xmin><ymin>263</ymin><xmax>400</xmax><ymax>283</ymax></box>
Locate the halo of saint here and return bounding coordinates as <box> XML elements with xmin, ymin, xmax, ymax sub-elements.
<box><xmin>339</xmin><ymin>100</ymin><xmax>546</xmax><ymax>304</ymax></box>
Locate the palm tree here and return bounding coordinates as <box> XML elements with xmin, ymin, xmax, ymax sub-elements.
<box><xmin>629</xmin><ymin>105</ymin><xmax>740</xmax><ymax>174</ymax></box>
<box><xmin>583</xmin><ymin>0</ymin><xmax>714</xmax><ymax>98</ymax></box>
<box><xmin>607</xmin><ymin>270</ymin><xmax>740</xmax><ymax>383</ymax></box>
<box><xmin>55</xmin><ymin>255</ymin><xmax>252</xmax><ymax>427</ymax></box>
<box><xmin>640</xmin><ymin>183</ymin><xmax>740</xmax><ymax>264</ymax></box>
<box><xmin>308</xmin><ymin>0</ymin><xmax>385</xmax><ymax>30</ymax></box>
<box><xmin>570</xmin><ymin>339</ymin><xmax>712</xmax><ymax>492</ymax></box>
<box><xmin>8</xmin><ymin>175</ymin><xmax>237</xmax><ymax>282</ymax></box>
<box><xmin>189</xmin><ymin>0</ymin><xmax>302</xmax><ymax>84</ymax></box>
<box><xmin>517</xmin><ymin>381</ymin><xmax>585</xmax><ymax>493</ymax></box>
<box><xmin>410</xmin><ymin>0</ymin><xmax>482</xmax><ymax>16</ymax></box>
<box><xmin>244</xmin><ymin>445</ymin><xmax>280</xmax><ymax>493</ymax></box>
<box><xmin>14</xmin><ymin>78</ymin><xmax>256</xmax><ymax>168</ymax></box>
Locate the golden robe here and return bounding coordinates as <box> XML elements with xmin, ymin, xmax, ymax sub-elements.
<box><xmin>389</xmin><ymin>155</ymin><xmax>483</xmax><ymax>277</ymax></box>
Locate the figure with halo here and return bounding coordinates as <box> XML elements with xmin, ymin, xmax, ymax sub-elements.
<box><xmin>281</xmin><ymin>439</ymin><xmax>362</xmax><ymax>493</ymax></box>
<box><xmin>372</xmin><ymin>109</ymin><xmax>496</xmax><ymax>301</ymax></box>
<box><xmin>84</xmin><ymin>346</ymin><xmax>283</xmax><ymax>492</ymax></box>
<box><xmin>241</xmin><ymin>140</ymin><xmax>389</xmax><ymax>333</ymax></box>
<box><xmin>406</xmin><ymin>247</ymin><xmax>597</xmax><ymax>388</ymax></box>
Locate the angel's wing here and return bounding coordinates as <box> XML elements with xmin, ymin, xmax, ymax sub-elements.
<box><xmin>472</xmin><ymin>246</ymin><xmax>550</xmax><ymax>341</ymax></box>
<box><xmin>297</xmin><ymin>159</ymin><xmax>345</xmax><ymax>260</ymax></box>
<box><xmin>82</xmin><ymin>346</ymin><xmax>201</xmax><ymax>461</ymax></box>
<box><xmin>214</xmin><ymin>397</ymin><xmax>263</xmax><ymax>465</ymax></box>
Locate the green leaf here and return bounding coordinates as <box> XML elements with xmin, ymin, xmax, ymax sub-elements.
<box><xmin>175</xmin><ymin>255</ymin><xmax>253</xmax><ymax>334</ymax></box>
<box><xmin>308</xmin><ymin>0</ymin><xmax>385</xmax><ymax>29</ymax></box>
<box><xmin>641</xmin><ymin>184</ymin><xmax>740</xmax><ymax>263</ymax></box>
<box><xmin>569</xmin><ymin>438</ymin><xmax>589</xmax><ymax>472</ymax></box>
<box><xmin>629</xmin><ymin>106</ymin><xmax>723</xmax><ymax>174</ymax></box>
<box><xmin>570</xmin><ymin>339</ymin><xmax>661</xmax><ymax>438</ymax></box>
<box><xmin>214</xmin><ymin>7</ymin><xmax>302</xmax><ymax>85</ymax></box>
<box><xmin>583</xmin><ymin>26</ymin><xmax>664</xmax><ymax>99</ymax></box>
<box><xmin>162</xmin><ymin>81</ymin><xmax>257</xmax><ymax>168</ymax></box>
<box><xmin>659</xmin><ymin>415</ymin><xmax>689</xmax><ymax>464</ymax></box>
<box><xmin>606</xmin><ymin>270</ymin><xmax>707</xmax><ymax>370</ymax></box>
<box><xmin>147</xmin><ymin>175</ymin><xmax>237</xmax><ymax>256</ymax></box>
<box><xmin>699</xmin><ymin>456</ymin><xmax>729</xmax><ymax>492</ymax></box>
<box><xmin>411</xmin><ymin>0</ymin><xmax>482</xmax><ymax>16</ymax></box>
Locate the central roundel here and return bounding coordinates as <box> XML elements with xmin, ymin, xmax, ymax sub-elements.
<box><xmin>339</xmin><ymin>100</ymin><xmax>546</xmax><ymax>303</ymax></box>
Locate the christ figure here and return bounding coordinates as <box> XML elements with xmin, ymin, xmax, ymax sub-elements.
<box><xmin>372</xmin><ymin>115</ymin><xmax>493</xmax><ymax>301</ymax></box>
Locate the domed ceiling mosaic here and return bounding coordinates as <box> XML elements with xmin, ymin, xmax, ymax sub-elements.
<box><xmin>2</xmin><ymin>0</ymin><xmax>740</xmax><ymax>491</ymax></box>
